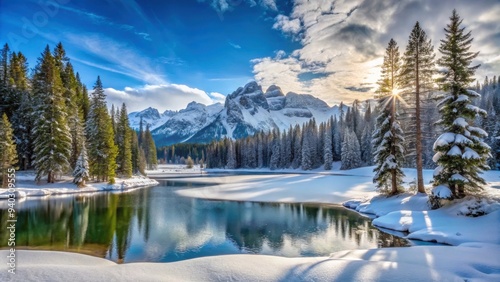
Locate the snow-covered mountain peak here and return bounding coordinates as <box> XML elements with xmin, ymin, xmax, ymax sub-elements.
<box><xmin>229</xmin><ymin>81</ymin><xmax>263</xmax><ymax>98</ymax></box>
<box><xmin>182</xmin><ymin>101</ymin><xmax>206</xmax><ymax>113</ymax></box>
<box><xmin>129</xmin><ymin>107</ymin><xmax>171</xmax><ymax>131</ymax></box>
<box><xmin>137</xmin><ymin>107</ymin><xmax>161</xmax><ymax>120</ymax></box>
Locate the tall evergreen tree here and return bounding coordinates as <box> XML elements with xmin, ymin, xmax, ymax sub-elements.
<box><xmin>227</xmin><ymin>140</ymin><xmax>237</xmax><ymax>169</ymax></box>
<box><xmin>341</xmin><ymin>127</ymin><xmax>362</xmax><ymax>170</ymax></box>
<box><xmin>143</xmin><ymin>125</ymin><xmax>158</xmax><ymax>170</ymax></box>
<box><xmin>32</xmin><ymin>45</ymin><xmax>72</xmax><ymax>183</ymax></box>
<box><xmin>372</xmin><ymin>39</ymin><xmax>406</xmax><ymax>194</ymax></box>
<box><xmin>116</xmin><ymin>103</ymin><xmax>133</xmax><ymax>178</ymax></box>
<box><xmin>400</xmin><ymin>22</ymin><xmax>436</xmax><ymax>194</ymax></box>
<box><xmin>0</xmin><ymin>44</ymin><xmax>11</xmax><ymax>116</ymax></box>
<box><xmin>0</xmin><ymin>114</ymin><xmax>17</xmax><ymax>188</ymax></box>
<box><xmin>9</xmin><ymin>51</ymin><xmax>33</xmax><ymax>170</ymax></box>
<box><xmin>323</xmin><ymin>120</ymin><xmax>333</xmax><ymax>170</ymax></box>
<box><xmin>73</xmin><ymin>141</ymin><xmax>89</xmax><ymax>188</ymax></box>
<box><xmin>86</xmin><ymin>76</ymin><xmax>118</xmax><ymax>183</ymax></box>
<box><xmin>433</xmin><ymin>10</ymin><xmax>489</xmax><ymax>198</ymax></box>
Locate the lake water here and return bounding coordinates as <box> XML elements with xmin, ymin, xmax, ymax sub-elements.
<box><xmin>0</xmin><ymin>178</ymin><xmax>409</xmax><ymax>263</ymax></box>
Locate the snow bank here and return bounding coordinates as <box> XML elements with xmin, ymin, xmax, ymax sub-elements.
<box><xmin>346</xmin><ymin>193</ymin><xmax>430</xmax><ymax>217</ymax></box>
<box><xmin>2</xmin><ymin>245</ymin><xmax>499</xmax><ymax>281</ymax></box>
<box><xmin>373</xmin><ymin>210</ymin><xmax>500</xmax><ymax>245</ymax></box>
<box><xmin>0</xmin><ymin>175</ymin><xmax>158</xmax><ymax>199</ymax></box>
<box><xmin>345</xmin><ymin>192</ymin><xmax>500</xmax><ymax>246</ymax></box>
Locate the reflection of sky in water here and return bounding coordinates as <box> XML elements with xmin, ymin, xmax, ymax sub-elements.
<box><xmin>1</xmin><ymin>180</ymin><xmax>410</xmax><ymax>263</ymax></box>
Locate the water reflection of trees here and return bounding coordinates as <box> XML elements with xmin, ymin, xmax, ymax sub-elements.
<box><xmin>222</xmin><ymin>202</ymin><xmax>408</xmax><ymax>254</ymax></box>
<box><xmin>0</xmin><ymin>186</ymin><xmax>409</xmax><ymax>263</ymax></box>
<box><xmin>0</xmin><ymin>191</ymin><xmax>143</xmax><ymax>262</ymax></box>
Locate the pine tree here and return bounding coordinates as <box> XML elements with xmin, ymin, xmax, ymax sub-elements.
<box><xmin>323</xmin><ymin>120</ymin><xmax>333</xmax><ymax>170</ymax></box>
<box><xmin>433</xmin><ymin>10</ymin><xmax>489</xmax><ymax>198</ymax></box>
<box><xmin>270</xmin><ymin>130</ymin><xmax>281</xmax><ymax>170</ymax></box>
<box><xmin>143</xmin><ymin>125</ymin><xmax>157</xmax><ymax>170</ymax></box>
<box><xmin>32</xmin><ymin>45</ymin><xmax>72</xmax><ymax>183</ymax></box>
<box><xmin>116</xmin><ymin>103</ymin><xmax>133</xmax><ymax>178</ymax></box>
<box><xmin>0</xmin><ymin>44</ymin><xmax>11</xmax><ymax>117</ymax></box>
<box><xmin>400</xmin><ymin>22</ymin><xmax>436</xmax><ymax>194</ymax></box>
<box><xmin>301</xmin><ymin>123</ymin><xmax>314</xmax><ymax>170</ymax></box>
<box><xmin>341</xmin><ymin>127</ymin><xmax>362</xmax><ymax>170</ymax></box>
<box><xmin>227</xmin><ymin>140</ymin><xmax>237</xmax><ymax>169</ymax></box>
<box><xmin>86</xmin><ymin>76</ymin><xmax>118</xmax><ymax>183</ymax></box>
<box><xmin>372</xmin><ymin>96</ymin><xmax>406</xmax><ymax>194</ymax></box>
<box><xmin>0</xmin><ymin>114</ymin><xmax>17</xmax><ymax>188</ymax></box>
<box><xmin>9</xmin><ymin>51</ymin><xmax>33</xmax><ymax>170</ymax></box>
<box><xmin>73</xmin><ymin>142</ymin><xmax>89</xmax><ymax>188</ymax></box>
<box><xmin>372</xmin><ymin>39</ymin><xmax>406</xmax><ymax>194</ymax></box>
<box><xmin>291</xmin><ymin>124</ymin><xmax>302</xmax><ymax>168</ymax></box>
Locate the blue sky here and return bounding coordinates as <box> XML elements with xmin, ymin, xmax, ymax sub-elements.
<box><xmin>1</xmin><ymin>0</ymin><xmax>499</xmax><ymax>112</ymax></box>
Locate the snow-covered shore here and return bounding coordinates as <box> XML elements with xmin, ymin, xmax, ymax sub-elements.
<box><xmin>2</xmin><ymin>244</ymin><xmax>499</xmax><ymax>281</ymax></box>
<box><xmin>0</xmin><ymin>171</ymin><xmax>158</xmax><ymax>199</ymax></box>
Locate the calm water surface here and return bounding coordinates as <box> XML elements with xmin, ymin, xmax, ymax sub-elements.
<box><xmin>0</xmin><ymin>178</ymin><xmax>409</xmax><ymax>263</ymax></box>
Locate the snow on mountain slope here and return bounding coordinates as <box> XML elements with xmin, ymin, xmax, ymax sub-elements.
<box><xmin>128</xmin><ymin>107</ymin><xmax>174</xmax><ymax>130</ymax></box>
<box><xmin>151</xmin><ymin>102</ymin><xmax>223</xmax><ymax>145</ymax></box>
<box><xmin>131</xmin><ymin>82</ymin><xmax>367</xmax><ymax>146</ymax></box>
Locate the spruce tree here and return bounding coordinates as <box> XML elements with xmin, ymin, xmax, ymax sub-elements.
<box><xmin>143</xmin><ymin>125</ymin><xmax>157</xmax><ymax>170</ymax></box>
<box><xmin>372</xmin><ymin>39</ymin><xmax>406</xmax><ymax>194</ymax></box>
<box><xmin>9</xmin><ymin>51</ymin><xmax>33</xmax><ymax>170</ymax></box>
<box><xmin>341</xmin><ymin>127</ymin><xmax>362</xmax><ymax>170</ymax></box>
<box><xmin>400</xmin><ymin>22</ymin><xmax>436</xmax><ymax>194</ymax></box>
<box><xmin>86</xmin><ymin>76</ymin><xmax>118</xmax><ymax>183</ymax></box>
<box><xmin>324</xmin><ymin>120</ymin><xmax>333</xmax><ymax>170</ymax></box>
<box><xmin>433</xmin><ymin>10</ymin><xmax>490</xmax><ymax>198</ymax></box>
<box><xmin>32</xmin><ymin>45</ymin><xmax>72</xmax><ymax>183</ymax></box>
<box><xmin>73</xmin><ymin>141</ymin><xmax>89</xmax><ymax>188</ymax></box>
<box><xmin>116</xmin><ymin>103</ymin><xmax>133</xmax><ymax>178</ymax></box>
<box><xmin>0</xmin><ymin>44</ymin><xmax>11</xmax><ymax>117</ymax></box>
<box><xmin>0</xmin><ymin>114</ymin><xmax>17</xmax><ymax>188</ymax></box>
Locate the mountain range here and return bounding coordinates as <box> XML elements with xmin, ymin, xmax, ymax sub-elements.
<box><xmin>128</xmin><ymin>81</ymin><xmax>369</xmax><ymax>146</ymax></box>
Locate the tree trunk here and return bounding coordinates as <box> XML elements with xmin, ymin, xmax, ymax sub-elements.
<box><xmin>47</xmin><ymin>171</ymin><xmax>53</xmax><ymax>183</ymax></box>
<box><xmin>390</xmin><ymin>97</ymin><xmax>398</xmax><ymax>195</ymax></box>
<box><xmin>415</xmin><ymin>44</ymin><xmax>426</xmax><ymax>194</ymax></box>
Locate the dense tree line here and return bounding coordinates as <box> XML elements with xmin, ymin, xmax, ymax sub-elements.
<box><xmin>206</xmin><ymin>10</ymin><xmax>498</xmax><ymax>201</ymax></box>
<box><xmin>206</xmin><ymin>103</ymin><xmax>376</xmax><ymax>171</ymax></box>
<box><xmin>158</xmin><ymin>143</ymin><xmax>206</xmax><ymax>167</ymax></box>
<box><xmin>0</xmin><ymin>43</ymin><xmax>158</xmax><ymax>187</ymax></box>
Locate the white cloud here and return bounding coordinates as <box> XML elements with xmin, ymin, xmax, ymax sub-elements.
<box><xmin>273</xmin><ymin>15</ymin><xmax>302</xmax><ymax>34</ymax></box>
<box><xmin>260</xmin><ymin>0</ymin><xmax>278</xmax><ymax>11</ymax></box>
<box><xmin>209</xmin><ymin>92</ymin><xmax>227</xmax><ymax>104</ymax></box>
<box><xmin>253</xmin><ymin>0</ymin><xmax>500</xmax><ymax>106</ymax></box>
<box><xmin>104</xmin><ymin>84</ymin><xmax>219</xmax><ymax>112</ymax></box>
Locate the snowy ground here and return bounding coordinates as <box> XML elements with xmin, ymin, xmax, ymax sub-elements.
<box><xmin>0</xmin><ymin>170</ymin><xmax>159</xmax><ymax>199</ymax></box>
<box><xmin>1</xmin><ymin>244</ymin><xmax>499</xmax><ymax>281</ymax></box>
<box><xmin>3</xmin><ymin>164</ymin><xmax>500</xmax><ymax>281</ymax></box>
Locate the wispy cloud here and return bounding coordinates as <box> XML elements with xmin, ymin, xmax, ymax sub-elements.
<box><xmin>198</xmin><ymin>0</ymin><xmax>278</xmax><ymax>15</ymax></box>
<box><xmin>66</xmin><ymin>33</ymin><xmax>165</xmax><ymax>84</ymax></box>
<box><xmin>60</xmin><ymin>5</ymin><xmax>151</xmax><ymax>41</ymax></box>
<box><xmin>228</xmin><ymin>41</ymin><xmax>241</xmax><ymax>49</ymax></box>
